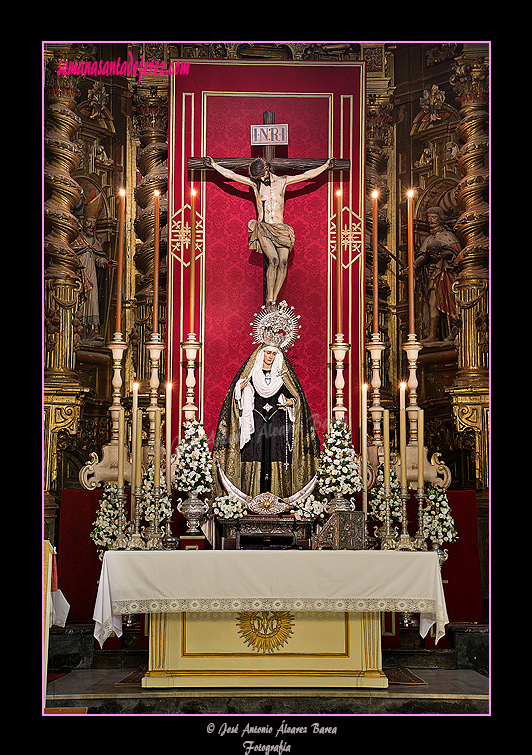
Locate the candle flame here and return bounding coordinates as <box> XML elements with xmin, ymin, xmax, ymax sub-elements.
<box><xmin>154</xmin><ymin>190</ymin><xmax>160</xmax><ymax>197</ymax></box>
<box><xmin>371</xmin><ymin>190</ymin><xmax>379</xmax><ymax>199</ymax></box>
<box><xmin>119</xmin><ymin>188</ymin><xmax>126</xmax><ymax>196</ymax></box>
<box><xmin>362</xmin><ymin>383</ymin><xmax>368</xmax><ymax>391</ymax></box>
<box><xmin>191</xmin><ymin>189</ymin><xmax>197</xmax><ymax>196</ymax></box>
<box><xmin>166</xmin><ymin>382</ymin><xmax>173</xmax><ymax>389</ymax></box>
<box><xmin>400</xmin><ymin>381</ymin><xmax>407</xmax><ymax>390</ymax></box>
<box><xmin>407</xmin><ymin>189</ymin><xmax>414</xmax><ymax>198</ymax></box>
<box><xmin>336</xmin><ymin>189</ymin><xmax>342</xmax><ymax>197</ymax></box>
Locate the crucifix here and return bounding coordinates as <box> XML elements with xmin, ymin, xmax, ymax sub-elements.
<box><xmin>187</xmin><ymin>111</ymin><xmax>350</xmax><ymax>307</ymax></box>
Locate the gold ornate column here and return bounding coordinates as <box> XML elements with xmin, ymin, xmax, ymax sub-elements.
<box><xmin>132</xmin><ymin>84</ymin><xmax>169</xmax><ymax>390</ymax></box>
<box><xmin>447</xmin><ymin>53</ymin><xmax>489</xmax><ymax>494</ymax></box>
<box><xmin>361</xmin><ymin>44</ymin><xmax>397</xmax><ymax>391</ymax></box>
<box><xmin>43</xmin><ymin>53</ymin><xmax>88</xmax><ymax>540</ymax></box>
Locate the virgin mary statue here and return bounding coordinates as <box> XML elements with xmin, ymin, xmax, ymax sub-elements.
<box><xmin>212</xmin><ymin>342</ymin><xmax>320</xmax><ymax>501</ymax></box>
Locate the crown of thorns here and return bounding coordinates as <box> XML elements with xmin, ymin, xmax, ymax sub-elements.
<box><xmin>248</xmin><ymin>158</ymin><xmax>270</xmax><ymax>178</ymax></box>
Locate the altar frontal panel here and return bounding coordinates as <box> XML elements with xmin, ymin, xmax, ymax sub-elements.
<box><xmin>142</xmin><ymin>610</ymin><xmax>387</xmax><ymax>688</ymax></box>
<box><xmin>167</xmin><ymin>60</ymin><xmax>366</xmax><ymax>446</ymax></box>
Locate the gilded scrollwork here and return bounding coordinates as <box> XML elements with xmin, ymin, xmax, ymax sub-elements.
<box><xmin>236</xmin><ymin>611</ymin><xmax>295</xmax><ymax>653</ymax></box>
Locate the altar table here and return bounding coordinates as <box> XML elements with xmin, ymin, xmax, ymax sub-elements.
<box><xmin>93</xmin><ymin>550</ymin><xmax>448</xmax><ymax>688</ymax></box>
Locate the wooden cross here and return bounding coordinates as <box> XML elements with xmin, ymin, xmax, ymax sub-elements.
<box><xmin>187</xmin><ymin>110</ymin><xmax>350</xmax><ymax>174</ymax></box>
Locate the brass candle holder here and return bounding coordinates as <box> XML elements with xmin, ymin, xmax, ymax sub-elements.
<box><xmin>144</xmin><ymin>484</ymin><xmax>165</xmax><ymax>549</ymax></box>
<box><xmin>112</xmin><ymin>485</ymin><xmax>129</xmax><ymax>550</ymax></box>
<box><xmin>380</xmin><ymin>486</ymin><xmax>398</xmax><ymax>550</ymax></box>
<box><xmin>395</xmin><ymin>485</ymin><xmax>416</xmax><ymax>551</ymax></box>
<box><xmin>413</xmin><ymin>485</ymin><xmax>428</xmax><ymax>551</ymax></box>
<box><xmin>127</xmin><ymin>482</ymin><xmax>147</xmax><ymax>550</ymax></box>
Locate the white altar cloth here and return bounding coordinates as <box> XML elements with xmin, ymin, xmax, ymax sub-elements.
<box><xmin>93</xmin><ymin>549</ymin><xmax>448</xmax><ymax>647</ymax></box>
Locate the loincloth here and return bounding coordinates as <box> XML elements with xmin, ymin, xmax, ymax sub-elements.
<box><xmin>248</xmin><ymin>219</ymin><xmax>295</xmax><ymax>255</ymax></box>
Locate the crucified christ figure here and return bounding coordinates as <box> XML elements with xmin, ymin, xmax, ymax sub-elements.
<box><xmin>205</xmin><ymin>156</ymin><xmax>333</xmax><ymax>307</ymax></box>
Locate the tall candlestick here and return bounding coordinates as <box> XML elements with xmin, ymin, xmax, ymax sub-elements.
<box><xmin>117</xmin><ymin>406</ymin><xmax>125</xmax><ymax>488</ymax></box>
<box><xmin>189</xmin><ymin>188</ymin><xmax>197</xmax><ymax>334</ymax></box>
<box><xmin>335</xmin><ymin>189</ymin><xmax>343</xmax><ymax>335</ymax></box>
<box><xmin>383</xmin><ymin>409</ymin><xmax>390</xmax><ymax>488</ymax></box>
<box><xmin>361</xmin><ymin>383</ymin><xmax>368</xmax><ymax>513</ymax></box>
<box><xmin>153</xmin><ymin>190</ymin><xmax>160</xmax><ymax>333</ymax></box>
<box><xmin>154</xmin><ymin>408</ymin><xmax>161</xmax><ymax>486</ymax></box>
<box><xmin>406</xmin><ymin>189</ymin><xmax>415</xmax><ymax>335</ymax></box>
<box><xmin>115</xmin><ymin>188</ymin><xmax>126</xmax><ymax>334</ymax></box>
<box><xmin>399</xmin><ymin>382</ymin><xmax>407</xmax><ymax>488</ymax></box>
<box><xmin>417</xmin><ymin>408</ymin><xmax>424</xmax><ymax>488</ymax></box>
<box><xmin>372</xmin><ymin>190</ymin><xmax>379</xmax><ymax>335</ymax></box>
<box><xmin>165</xmin><ymin>382</ymin><xmax>172</xmax><ymax>491</ymax></box>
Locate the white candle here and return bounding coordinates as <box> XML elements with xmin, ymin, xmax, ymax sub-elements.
<box><xmin>361</xmin><ymin>383</ymin><xmax>368</xmax><ymax>513</ymax></box>
<box><xmin>136</xmin><ymin>408</ymin><xmax>143</xmax><ymax>488</ymax></box>
<box><xmin>399</xmin><ymin>383</ymin><xmax>407</xmax><ymax>488</ymax></box>
<box><xmin>130</xmin><ymin>384</ymin><xmax>139</xmax><ymax>522</ymax></box>
<box><xmin>154</xmin><ymin>408</ymin><xmax>161</xmax><ymax>487</ymax></box>
<box><xmin>131</xmin><ymin>383</ymin><xmax>139</xmax><ymax>486</ymax></box>
<box><xmin>118</xmin><ymin>407</ymin><xmax>125</xmax><ymax>488</ymax></box>
<box><xmin>418</xmin><ymin>408</ymin><xmax>424</xmax><ymax>488</ymax></box>
<box><xmin>383</xmin><ymin>409</ymin><xmax>390</xmax><ymax>488</ymax></box>
<box><xmin>166</xmin><ymin>382</ymin><xmax>172</xmax><ymax>491</ymax></box>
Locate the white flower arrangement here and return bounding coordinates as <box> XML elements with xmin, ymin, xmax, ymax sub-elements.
<box><xmin>90</xmin><ymin>483</ymin><xmax>130</xmax><ymax>560</ymax></box>
<box><xmin>173</xmin><ymin>419</ymin><xmax>214</xmax><ymax>496</ymax></box>
<box><xmin>317</xmin><ymin>420</ymin><xmax>363</xmax><ymax>501</ymax></box>
<box><xmin>212</xmin><ymin>494</ymin><xmax>247</xmax><ymax>520</ymax></box>
<box><xmin>422</xmin><ymin>483</ymin><xmax>458</xmax><ymax>547</ymax></box>
<box><xmin>140</xmin><ymin>461</ymin><xmax>172</xmax><ymax>523</ymax></box>
<box><xmin>368</xmin><ymin>464</ymin><xmax>403</xmax><ymax>524</ymax></box>
<box><xmin>290</xmin><ymin>493</ymin><xmax>327</xmax><ymax>521</ymax></box>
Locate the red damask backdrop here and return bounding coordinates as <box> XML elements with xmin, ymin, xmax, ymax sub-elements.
<box><xmin>168</xmin><ymin>60</ymin><xmax>366</xmax><ymax>447</ymax></box>
<box><xmin>203</xmin><ymin>94</ymin><xmax>331</xmax><ymax>442</ymax></box>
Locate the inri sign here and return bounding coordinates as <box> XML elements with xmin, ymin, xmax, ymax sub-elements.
<box><xmin>250</xmin><ymin>124</ymin><xmax>289</xmax><ymax>145</ymax></box>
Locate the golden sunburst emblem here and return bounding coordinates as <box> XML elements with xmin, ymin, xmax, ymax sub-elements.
<box><xmin>236</xmin><ymin>611</ymin><xmax>295</xmax><ymax>653</ymax></box>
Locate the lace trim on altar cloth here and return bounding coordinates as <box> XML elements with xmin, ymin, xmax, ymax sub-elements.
<box><xmin>95</xmin><ymin>597</ymin><xmax>447</xmax><ymax>646</ymax></box>
<box><xmin>112</xmin><ymin>596</ymin><xmax>443</xmax><ymax>618</ymax></box>
<box><xmin>95</xmin><ymin>616</ymin><xmax>118</xmax><ymax>646</ymax></box>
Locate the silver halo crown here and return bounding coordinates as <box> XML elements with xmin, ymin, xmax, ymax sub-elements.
<box><xmin>249</xmin><ymin>300</ymin><xmax>301</xmax><ymax>351</ymax></box>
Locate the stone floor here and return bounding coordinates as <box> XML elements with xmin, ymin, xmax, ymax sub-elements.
<box><xmin>44</xmin><ymin>666</ymin><xmax>489</xmax><ymax>716</ymax></box>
